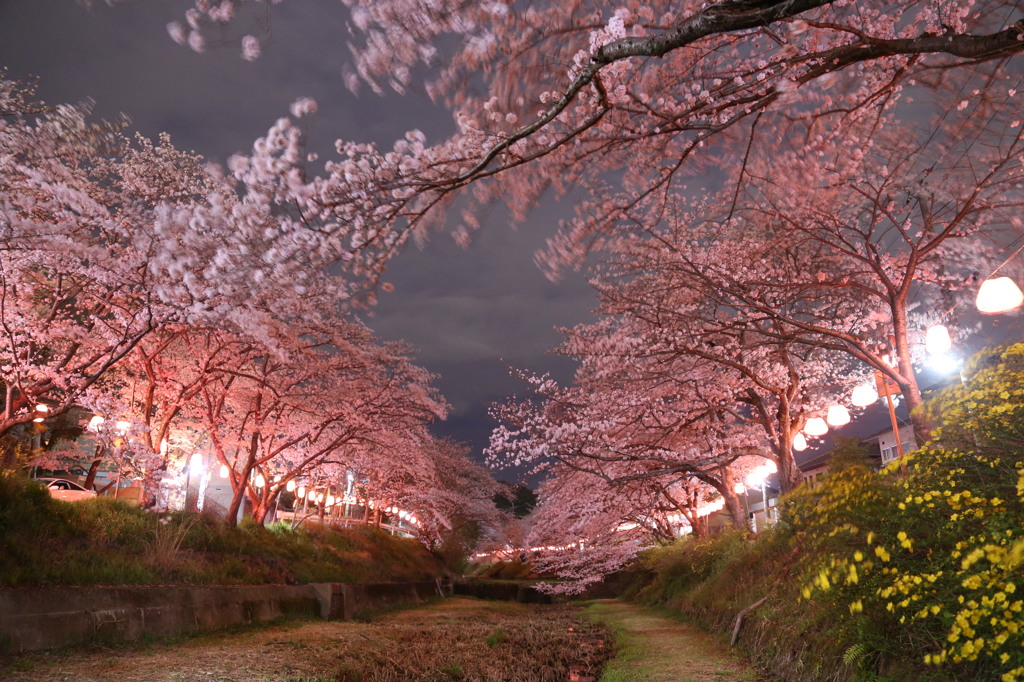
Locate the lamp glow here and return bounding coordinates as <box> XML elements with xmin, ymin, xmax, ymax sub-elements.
<box><xmin>286</xmin><ymin>479</ymin><xmax>296</xmax><ymax>492</ymax></box>
<box><xmin>35</xmin><ymin>404</ymin><xmax>49</xmax><ymax>413</ymax></box>
<box><xmin>746</xmin><ymin>466</ymin><xmax>768</xmax><ymax>488</ymax></box>
<box><xmin>219</xmin><ymin>464</ymin><xmax>229</xmax><ymax>478</ymax></box>
<box><xmin>976</xmin><ymin>277</ymin><xmax>1023</xmax><ymax>314</ymax></box>
<box><xmin>793</xmin><ymin>433</ymin><xmax>808</xmax><ymax>451</ymax></box>
<box><xmin>925</xmin><ymin>324</ymin><xmax>952</xmax><ymax>355</ymax></box>
<box><xmin>254</xmin><ymin>473</ymin><xmax>266</xmax><ymax>488</ymax></box>
<box><xmin>851</xmin><ymin>382</ymin><xmax>879</xmax><ymax>407</ymax></box>
<box><xmin>297</xmin><ymin>486</ymin><xmax>306</xmax><ymax>498</ymax></box>
<box><xmin>804</xmin><ymin>417</ymin><xmax>829</xmax><ymax>436</ymax></box>
<box><xmin>764</xmin><ymin>460</ymin><xmax>778</xmax><ymax>474</ymax></box>
<box><xmin>826</xmin><ymin>405</ymin><xmax>851</xmax><ymax>427</ymax></box>
<box><xmin>734</xmin><ymin>483</ymin><xmax>746</xmax><ymax>494</ymax></box>
<box><xmin>189</xmin><ymin>453</ymin><xmax>204</xmax><ymax>473</ymax></box>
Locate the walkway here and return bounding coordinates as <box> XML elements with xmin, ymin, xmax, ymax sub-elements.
<box><xmin>585</xmin><ymin>600</ymin><xmax>761</xmax><ymax>682</ymax></box>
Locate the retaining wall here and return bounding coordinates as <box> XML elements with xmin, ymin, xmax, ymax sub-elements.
<box><xmin>0</xmin><ymin>581</ymin><xmax>444</xmax><ymax>653</ymax></box>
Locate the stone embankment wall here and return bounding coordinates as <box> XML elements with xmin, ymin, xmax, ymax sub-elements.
<box><xmin>0</xmin><ymin>580</ymin><xmax>446</xmax><ymax>653</ymax></box>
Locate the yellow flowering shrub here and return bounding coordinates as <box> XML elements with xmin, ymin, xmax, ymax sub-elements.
<box><xmin>792</xmin><ymin>344</ymin><xmax>1024</xmax><ymax>680</ymax></box>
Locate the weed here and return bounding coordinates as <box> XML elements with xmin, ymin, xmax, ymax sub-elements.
<box><xmin>484</xmin><ymin>627</ymin><xmax>506</xmax><ymax>647</ymax></box>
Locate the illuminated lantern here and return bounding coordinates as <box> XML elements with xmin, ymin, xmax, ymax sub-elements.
<box><xmin>733</xmin><ymin>483</ymin><xmax>746</xmax><ymax>494</ymax></box>
<box><xmin>286</xmin><ymin>480</ymin><xmax>296</xmax><ymax>492</ymax></box>
<box><xmin>189</xmin><ymin>453</ymin><xmax>204</xmax><ymax>473</ymax></box>
<box><xmin>925</xmin><ymin>324</ymin><xmax>952</xmax><ymax>355</ymax></box>
<box><xmin>804</xmin><ymin>417</ymin><xmax>829</xmax><ymax>437</ymax></box>
<box><xmin>976</xmin><ymin>277</ymin><xmax>1023</xmax><ymax>314</ymax></box>
<box><xmin>219</xmin><ymin>464</ymin><xmax>229</xmax><ymax>478</ymax></box>
<box><xmin>254</xmin><ymin>473</ymin><xmax>266</xmax><ymax>488</ymax></box>
<box><xmin>851</xmin><ymin>382</ymin><xmax>879</xmax><ymax>407</ymax></box>
<box><xmin>826</xmin><ymin>405</ymin><xmax>851</xmax><ymax>427</ymax></box>
<box><xmin>764</xmin><ymin>460</ymin><xmax>778</xmax><ymax>474</ymax></box>
<box><xmin>297</xmin><ymin>486</ymin><xmax>306</xmax><ymax>499</ymax></box>
<box><xmin>793</xmin><ymin>434</ymin><xmax>807</xmax><ymax>452</ymax></box>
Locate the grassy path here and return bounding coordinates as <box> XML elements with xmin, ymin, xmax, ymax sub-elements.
<box><xmin>585</xmin><ymin>600</ymin><xmax>761</xmax><ymax>682</ymax></box>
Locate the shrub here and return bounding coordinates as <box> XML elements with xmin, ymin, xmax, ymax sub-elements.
<box><xmin>796</xmin><ymin>344</ymin><xmax>1024</xmax><ymax>680</ymax></box>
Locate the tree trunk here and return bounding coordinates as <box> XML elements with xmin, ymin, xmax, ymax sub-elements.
<box><xmin>83</xmin><ymin>444</ymin><xmax>104</xmax><ymax>489</ymax></box>
<box><xmin>720</xmin><ymin>467</ymin><xmax>748</xmax><ymax>531</ymax></box>
<box><xmin>683</xmin><ymin>507</ymin><xmax>704</xmax><ymax>539</ymax></box>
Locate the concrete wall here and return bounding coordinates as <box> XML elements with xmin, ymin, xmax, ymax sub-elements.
<box><xmin>0</xmin><ymin>581</ymin><xmax>445</xmax><ymax>653</ymax></box>
<box><xmin>453</xmin><ymin>580</ymin><xmax>552</xmax><ymax>604</ymax></box>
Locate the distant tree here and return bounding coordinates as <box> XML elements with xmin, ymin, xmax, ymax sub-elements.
<box><xmin>193</xmin><ymin>322</ymin><xmax>446</xmax><ymax>525</ymax></box>
<box><xmin>494</xmin><ymin>483</ymin><xmax>537</xmax><ymax>520</ymax></box>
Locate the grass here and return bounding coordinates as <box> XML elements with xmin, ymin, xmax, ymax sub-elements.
<box><xmin>0</xmin><ymin>473</ymin><xmax>446</xmax><ymax>587</ymax></box>
<box><xmin>584</xmin><ymin>600</ymin><xmax>759</xmax><ymax>682</ymax></box>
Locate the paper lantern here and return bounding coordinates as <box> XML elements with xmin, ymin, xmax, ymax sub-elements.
<box><xmin>925</xmin><ymin>324</ymin><xmax>952</xmax><ymax>355</ymax></box>
<box><xmin>793</xmin><ymin>434</ymin><xmax>807</xmax><ymax>452</ymax></box>
<box><xmin>976</xmin><ymin>277</ymin><xmax>1023</xmax><ymax>314</ymax></box>
<box><xmin>826</xmin><ymin>405</ymin><xmax>851</xmax><ymax>427</ymax></box>
<box><xmin>851</xmin><ymin>382</ymin><xmax>878</xmax><ymax>407</ymax></box>
<box><xmin>804</xmin><ymin>417</ymin><xmax>829</xmax><ymax>436</ymax></box>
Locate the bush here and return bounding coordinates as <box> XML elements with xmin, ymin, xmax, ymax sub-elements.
<box><xmin>795</xmin><ymin>344</ymin><xmax>1024</xmax><ymax>680</ymax></box>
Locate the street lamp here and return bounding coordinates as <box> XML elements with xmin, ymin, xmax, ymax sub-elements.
<box><xmin>745</xmin><ymin>461</ymin><xmax>777</xmax><ymax>531</ymax></box>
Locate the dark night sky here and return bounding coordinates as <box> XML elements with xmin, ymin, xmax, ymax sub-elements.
<box><xmin>0</xmin><ymin>0</ymin><xmax>596</xmax><ymax>477</ymax></box>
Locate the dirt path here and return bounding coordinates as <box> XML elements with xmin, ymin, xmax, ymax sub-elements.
<box><xmin>584</xmin><ymin>600</ymin><xmax>760</xmax><ymax>682</ymax></box>
<box><xmin>0</xmin><ymin>597</ymin><xmax>610</xmax><ymax>682</ymax></box>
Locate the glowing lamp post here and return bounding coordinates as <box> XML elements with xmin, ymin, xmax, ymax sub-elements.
<box><xmin>745</xmin><ymin>460</ymin><xmax>778</xmax><ymax>532</ymax></box>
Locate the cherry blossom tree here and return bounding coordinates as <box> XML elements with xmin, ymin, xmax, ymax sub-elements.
<box><xmin>522</xmin><ymin>465</ymin><xmax>667</xmax><ymax>593</ymax></box>
<box><xmin>571</xmin><ymin>94</ymin><xmax>1024</xmax><ymax>446</ymax></box>
<box><xmin>575</xmin><ymin>227</ymin><xmax>866</xmax><ymax>490</ymax></box>
<box><xmin>489</xmin><ymin>360</ymin><xmax>763</xmax><ymax>531</ymax></box>
<box><xmin>392</xmin><ymin>438</ymin><xmax>507</xmax><ymax>556</ymax></box>
<box><xmin>0</xmin><ymin>76</ymin><xmax>374</xmax><ymax>467</ymax></box>
<box><xmin>192</xmin><ymin>321</ymin><xmax>446</xmax><ymax>525</ymax></box>
<box><xmin>163</xmin><ymin>0</ymin><xmax>1024</xmax><ymax>259</ymax></box>
<box><xmin>0</xmin><ymin>80</ymin><xmax>212</xmax><ymax>455</ymax></box>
